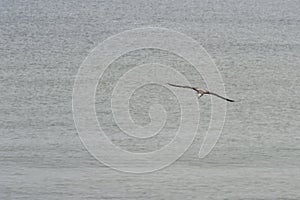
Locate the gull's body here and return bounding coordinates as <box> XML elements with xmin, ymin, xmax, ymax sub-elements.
<box><xmin>167</xmin><ymin>83</ymin><xmax>235</xmax><ymax>102</ymax></box>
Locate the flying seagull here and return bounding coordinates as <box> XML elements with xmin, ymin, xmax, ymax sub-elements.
<box><xmin>167</xmin><ymin>83</ymin><xmax>235</xmax><ymax>102</ymax></box>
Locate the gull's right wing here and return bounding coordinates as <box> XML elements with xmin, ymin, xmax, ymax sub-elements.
<box><xmin>167</xmin><ymin>83</ymin><xmax>199</xmax><ymax>92</ymax></box>
<box><xmin>209</xmin><ymin>92</ymin><xmax>235</xmax><ymax>102</ymax></box>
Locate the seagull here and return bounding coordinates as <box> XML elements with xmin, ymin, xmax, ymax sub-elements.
<box><xmin>167</xmin><ymin>83</ymin><xmax>235</xmax><ymax>102</ymax></box>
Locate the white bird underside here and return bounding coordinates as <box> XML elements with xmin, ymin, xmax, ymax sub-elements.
<box><xmin>167</xmin><ymin>83</ymin><xmax>235</xmax><ymax>102</ymax></box>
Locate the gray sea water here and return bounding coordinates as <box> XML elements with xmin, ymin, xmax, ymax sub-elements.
<box><xmin>1</xmin><ymin>0</ymin><xmax>300</xmax><ymax>199</ymax></box>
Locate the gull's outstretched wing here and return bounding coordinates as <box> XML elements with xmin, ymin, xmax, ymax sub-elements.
<box><xmin>209</xmin><ymin>92</ymin><xmax>235</xmax><ymax>102</ymax></box>
<box><xmin>167</xmin><ymin>83</ymin><xmax>199</xmax><ymax>92</ymax></box>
